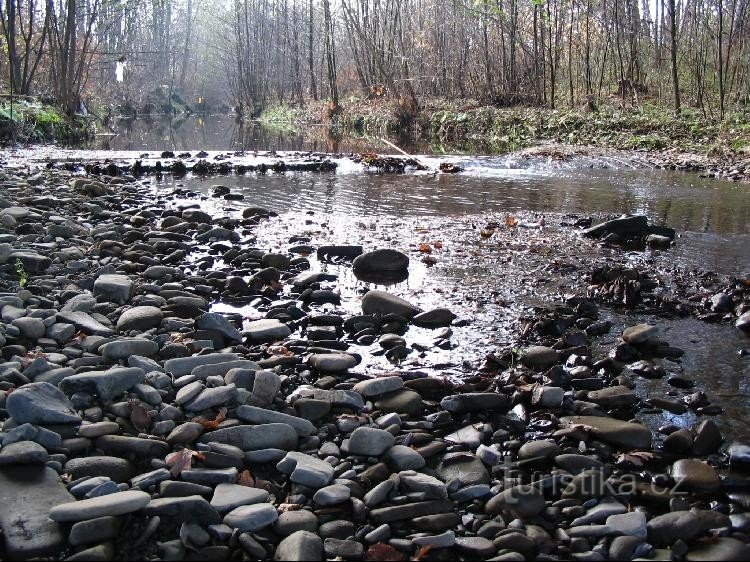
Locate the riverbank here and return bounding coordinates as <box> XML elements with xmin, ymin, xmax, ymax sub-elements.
<box><xmin>0</xmin><ymin>99</ymin><xmax>92</xmax><ymax>144</ymax></box>
<box><xmin>0</xmin><ymin>160</ymin><xmax>748</xmax><ymax>560</ymax></box>
<box><xmin>263</xmin><ymin>98</ymin><xmax>750</xmax><ymax>183</ymax></box>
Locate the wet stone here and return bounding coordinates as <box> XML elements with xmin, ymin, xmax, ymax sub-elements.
<box><xmin>245</xmin><ymin>319</ymin><xmax>292</xmax><ymax>342</ymax></box>
<box><xmin>201</xmin><ymin>423</ymin><xmax>298</xmax><ymax>451</ymax></box>
<box><xmin>116</xmin><ymin>306</ymin><xmax>163</xmax><ymax>332</ymax></box>
<box><xmin>0</xmin><ymin>466</ymin><xmax>73</xmax><ymax>560</ymax></box>
<box><xmin>347</xmin><ymin>426</ymin><xmax>395</xmax><ymax>456</ymax></box>
<box><xmin>622</xmin><ymin>323</ymin><xmax>658</xmax><ymax>345</ymax></box>
<box><xmin>274</xmin><ymin>510</ymin><xmax>319</xmax><ymax>536</ymax></box>
<box><xmin>672</xmin><ymin>459</ymin><xmax>721</xmax><ymax>492</ymax></box>
<box><xmin>313</xmin><ymin>484</ymin><xmax>351</xmax><ymax>506</ymax></box>
<box><xmin>144</xmin><ymin>495</ymin><xmax>221</xmax><ymax>524</ymax></box>
<box><xmin>485</xmin><ymin>484</ymin><xmax>546</xmax><ymax>518</ymax></box>
<box><xmin>361</xmin><ymin>290</ymin><xmax>420</xmax><ymax>319</ymax></box>
<box><xmin>383</xmin><ymin>444</ymin><xmax>426</xmax><ymax>471</ymax></box>
<box><xmin>374</xmin><ymin>389</ymin><xmax>423</xmax><ymax>416</ymax></box>
<box><xmin>521</xmin><ymin>346</ymin><xmax>559</xmax><ymax>369</ymax></box>
<box><xmin>64</xmin><ymin>456</ymin><xmax>137</xmax><ymax>483</ymax></box>
<box><xmin>353</xmin><ymin>375</ymin><xmax>404</xmax><ymax>397</ymax></box>
<box><xmin>68</xmin><ymin>516</ymin><xmax>121</xmax><ymax>546</ymax></box>
<box><xmin>560</xmin><ymin>416</ymin><xmax>652</xmax><ymax>450</ymax></box>
<box><xmin>440</xmin><ymin>392</ymin><xmax>510</xmax><ymax>414</ymax></box>
<box><xmin>6</xmin><ymin>381</ymin><xmax>81</xmax><ymax>425</ymax></box>
<box><xmin>49</xmin><ymin>490</ymin><xmax>151</xmax><ymax>522</ymax></box>
<box><xmin>307</xmin><ymin>353</ymin><xmax>358</xmax><ymax>372</ymax></box>
<box><xmin>274</xmin><ymin>530</ymin><xmax>323</xmax><ymax>561</ymax></box>
<box><xmin>223</xmin><ymin>503</ymin><xmax>278</xmax><ymax>532</ymax></box>
<box><xmin>93</xmin><ymin>274</ymin><xmax>133</xmax><ymax>305</ymax></box>
<box><xmin>685</xmin><ymin>537</ymin><xmax>750</xmax><ymax>561</ymax></box>
<box><xmin>277</xmin><ymin>451</ymin><xmax>335</xmax><ymax>489</ymax></box>
<box><xmin>0</xmin><ymin>441</ymin><xmax>50</xmax><ymax>465</ymax></box>
<box><xmin>236</xmin><ymin>405</ymin><xmax>316</xmax><ymax>436</ymax></box>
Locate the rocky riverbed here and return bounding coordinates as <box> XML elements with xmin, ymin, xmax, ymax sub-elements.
<box><xmin>0</xmin><ymin>162</ymin><xmax>749</xmax><ymax>562</ymax></box>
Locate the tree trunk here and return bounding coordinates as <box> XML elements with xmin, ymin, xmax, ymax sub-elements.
<box><xmin>668</xmin><ymin>0</ymin><xmax>681</xmax><ymax>114</ymax></box>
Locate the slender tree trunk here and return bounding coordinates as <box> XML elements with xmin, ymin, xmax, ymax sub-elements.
<box><xmin>668</xmin><ymin>0</ymin><xmax>681</xmax><ymax>114</ymax></box>
<box><xmin>308</xmin><ymin>0</ymin><xmax>318</xmax><ymax>100</ymax></box>
<box><xmin>322</xmin><ymin>0</ymin><xmax>338</xmax><ymax>109</ymax></box>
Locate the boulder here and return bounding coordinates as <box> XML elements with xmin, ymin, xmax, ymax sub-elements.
<box><xmin>6</xmin><ymin>382</ymin><xmax>81</xmax><ymax>425</ymax></box>
<box><xmin>361</xmin><ymin>290</ymin><xmax>420</xmax><ymax>319</ymax></box>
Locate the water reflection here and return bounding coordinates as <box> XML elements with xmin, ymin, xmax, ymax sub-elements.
<box><xmin>91</xmin><ymin>115</ymin><xmax>353</xmax><ymax>154</ymax></box>
<box><xmin>171</xmin><ymin>167</ymin><xmax>750</xmax><ymax>239</ymax></box>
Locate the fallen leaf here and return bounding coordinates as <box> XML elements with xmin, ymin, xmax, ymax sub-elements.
<box><xmin>418</xmin><ymin>242</ymin><xmax>432</xmax><ymax>253</ymax></box>
<box><xmin>277</xmin><ymin>503</ymin><xmax>302</xmax><ymax>513</ymax></box>
<box><xmin>432</xmin><ymin>240</ymin><xmax>443</xmax><ymax>249</ymax></box>
<box><xmin>192</xmin><ymin>407</ymin><xmax>227</xmax><ymax>430</ymax></box>
<box><xmin>238</xmin><ymin>469</ymin><xmax>255</xmax><ymax>487</ymax></box>
<box><xmin>365</xmin><ymin>543</ymin><xmax>405</xmax><ymax>562</ymax></box>
<box><xmin>165</xmin><ymin>449</ymin><xmax>205</xmax><ymax>477</ymax></box>
<box><xmin>129</xmin><ymin>400</ymin><xmax>151</xmax><ymax>432</ymax></box>
<box><xmin>267</xmin><ymin>345</ymin><xmax>294</xmax><ymax>356</ymax></box>
<box><xmin>506</xmin><ymin>215</ymin><xmax>518</xmax><ymax>227</ymax></box>
<box><xmin>616</xmin><ymin>450</ymin><xmax>656</xmax><ymax>467</ymax></box>
<box><xmin>414</xmin><ymin>545</ymin><xmax>434</xmax><ymax>561</ymax></box>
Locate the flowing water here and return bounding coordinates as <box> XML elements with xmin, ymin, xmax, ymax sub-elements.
<box><xmin>11</xmin><ymin>115</ymin><xmax>750</xmax><ymax>440</ymax></box>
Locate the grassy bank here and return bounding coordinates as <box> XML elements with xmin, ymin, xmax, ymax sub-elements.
<box><xmin>263</xmin><ymin>98</ymin><xmax>750</xmax><ymax>158</ymax></box>
<box><xmin>0</xmin><ymin>99</ymin><xmax>92</xmax><ymax>144</ymax></box>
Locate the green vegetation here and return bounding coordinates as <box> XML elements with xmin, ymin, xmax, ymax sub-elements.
<box><xmin>14</xmin><ymin>259</ymin><xmax>28</xmax><ymax>288</ymax></box>
<box><xmin>258</xmin><ymin>105</ymin><xmax>305</xmax><ymax>130</ymax></box>
<box><xmin>287</xmin><ymin>99</ymin><xmax>750</xmax><ymax>157</ymax></box>
<box><xmin>0</xmin><ymin>99</ymin><xmax>92</xmax><ymax>144</ymax></box>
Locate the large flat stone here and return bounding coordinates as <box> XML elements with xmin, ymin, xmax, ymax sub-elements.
<box><xmin>244</xmin><ymin>319</ymin><xmax>292</xmax><ymax>342</ymax></box>
<box><xmin>0</xmin><ymin>466</ymin><xmax>73</xmax><ymax>560</ymax></box>
<box><xmin>93</xmin><ymin>274</ymin><xmax>133</xmax><ymax>305</ymax></box>
<box><xmin>236</xmin><ymin>405</ymin><xmax>316</xmax><ymax>436</ymax></box>
<box><xmin>369</xmin><ymin>500</ymin><xmax>455</xmax><ymax>524</ymax></box>
<box><xmin>59</xmin><ymin>367</ymin><xmax>145</xmax><ymax>400</ymax></box>
<box><xmin>116</xmin><ymin>306</ymin><xmax>163</xmax><ymax>332</ymax></box>
<box><xmin>361</xmin><ymin>290</ymin><xmax>420</xmax><ymax>319</ymax></box>
<box><xmin>56</xmin><ymin>310</ymin><xmax>114</xmax><ymax>337</ymax></box>
<box><xmin>163</xmin><ymin>353</ymin><xmax>240</xmax><ymax>377</ymax></box>
<box><xmin>200</xmin><ymin>423</ymin><xmax>298</xmax><ymax>451</ymax></box>
<box><xmin>560</xmin><ymin>415</ymin><xmax>652</xmax><ymax>450</ymax></box>
<box><xmin>5</xmin><ymin>382</ymin><xmax>81</xmax><ymax>425</ymax></box>
<box><xmin>49</xmin><ymin>490</ymin><xmax>151</xmax><ymax>522</ymax></box>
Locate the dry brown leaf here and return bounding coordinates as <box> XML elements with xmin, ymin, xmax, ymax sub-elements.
<box><xmin>616</xmin><ymin>450</ymin><xmax>656</xmax><ymax>467</ymax></box>
<box><xmin>267</xmin><ymin>345</ymin><xmax>294</xmax><ymax>357</ymax></box>
<box><xmin>413</xmin><ymin>545</ymin><xmax>434</xmax><ymax>561</ymax></box>
<box><xmin>69</xmin><ymin>330</ymin><xmax>87</xmax><ymax>345</ymax></box>
<box><xmin>365</xmin><ymin>543</ymin><xmax>405</xmax><ymax>562</ymax></box>
<box><xmin>237</xmin><ymin>469</ymin><xmax>255</xmax><ymax>487</ymax></box>
<box><xmin>432</xmin><ymin>240</ymin><xmax>443</xmax><ymax>249</ymax></box>
<box><xmin>418</xmin><ymin>243</ymin><xmax>432</xmax><ymax>254</ymax></box>
<box><xmin>506</xmin><ymin>215</ymin><xmax>518</xmax><ymax>227</ymax></box>
<box><xmin>165</xmin><ymin>449</ymin><xmax>205</xmax><ymax>477</ymax></box>
<box><xmin>129</xmin><ymin>399</ymin><xmax>151</xmax><ymax>432</ymax></box>
<box><xmin>277</xmin><ymin>503</ymin><xmax>302</xmax><ymax>513</ymax></box>
<box><xmin>192</xmin><ymin>407</ymin><xmax>227</xmax><ymax>430</ymax></box>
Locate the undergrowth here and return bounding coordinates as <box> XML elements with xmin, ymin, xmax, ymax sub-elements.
<box><xmin>0</xmin><ymin>99</ymin><xmax>92</xmax><ymax>144</ymax></box>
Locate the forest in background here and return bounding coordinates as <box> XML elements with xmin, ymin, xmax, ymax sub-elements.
<box><xmin>1</xmin><ymin>0</ymin><xmax>749</xmax><ymax>128</ymax></box>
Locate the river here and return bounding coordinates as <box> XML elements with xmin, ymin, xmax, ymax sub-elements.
<box><xmin>7</xmin><ymin>114</ymin><xmax>749</xmax><ymax>440</ymax></box>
